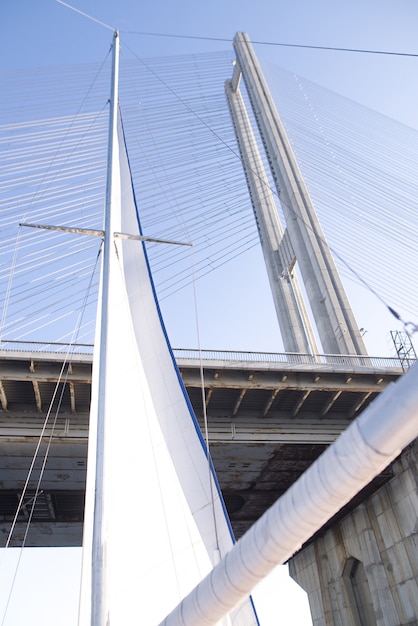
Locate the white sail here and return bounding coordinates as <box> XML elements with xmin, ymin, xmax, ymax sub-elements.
<box><xmin>78</xmin><ymin>38</ymin><xmax>258</xmax><ymax>623</ymax></box>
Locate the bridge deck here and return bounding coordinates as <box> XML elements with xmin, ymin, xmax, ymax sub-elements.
<box><xmin>0</xmin><ymin>348</ymin><xmax>407</xmax><ymax>546</ymax></box>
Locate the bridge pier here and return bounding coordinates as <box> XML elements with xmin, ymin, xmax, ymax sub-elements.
<box><xmin>289</xmin><ymin>439</ymin><xmax>418</xmax><ymax>625</ymax></box>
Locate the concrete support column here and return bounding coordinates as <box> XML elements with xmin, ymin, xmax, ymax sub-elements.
<box><xmin>231</xmin><ymin>33</ymin><xmax>367</xmax><ymax>357</ymax></box>
<box><xmin>290</xmin><ymin>440</ymin><xmax>418</xmax><ymax>626</ymax></box>
<box><xmin>225</xmin><ymin>78</ymin><xmax>318</xmax><ymax>354</ymax></box>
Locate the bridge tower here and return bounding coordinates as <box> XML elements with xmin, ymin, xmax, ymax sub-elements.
<box><xmin>227</xmin><ymin>33</ymin><xmax>418</xmax><ymax>626</ymax></box>
<box><xmin>226</xmin><ymin>33</ymin><xmax>367</xmax><ymax>358</ymax></box>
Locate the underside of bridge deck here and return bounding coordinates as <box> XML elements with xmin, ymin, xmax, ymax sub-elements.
<box><xmin>0</xmin><ymin>351</ymin><xmax>402</xmax><ymax>546</ymax></box>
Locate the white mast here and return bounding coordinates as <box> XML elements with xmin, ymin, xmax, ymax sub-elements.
<box><xmin>89</xmin><ymin>29</ymin><xmax>120</xmax><ymax>626</ymax></box>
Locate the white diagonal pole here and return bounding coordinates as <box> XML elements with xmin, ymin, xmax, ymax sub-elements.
<box><xmin>161</xmin><ymin>363</ymin><xmax>418</xmax><ymax>626</ymax></box>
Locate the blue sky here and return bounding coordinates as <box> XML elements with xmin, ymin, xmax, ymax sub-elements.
<box><xmin>3</xmin><ymin>0</ymin><xmax>418</xmax><ymax>128</ymax></box>
<box><xmin>1</xmin><ymin>1</ymin><xmax>418</xmax><ymax>625</ymax></box>
<box><xmin>3</xmin><ymin>0</ymin><xmax>418</xmax><ymax>357</ymax></box>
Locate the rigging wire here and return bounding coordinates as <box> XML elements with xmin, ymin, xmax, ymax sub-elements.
<box><xmin>0</xmin><ymin>243</ymin><xmax>102</xmax><ymax>626</ymax></box>
<box><xmin>1</xmin><ymin>247</ymin><xmax>101</xmax><ymax>626</ymax></box>
<box><xmin>0</xmin><ymin>225</ymin><xmax>23</xmax><ymax>342</ymax></box>
<box><xmin>189</xmin><ymin>242</ymin><xmax>222</xmax><ymax>553</ymax></box>
<box><xmin>56</xmin><ymin>0</ymin><xmax>115</xmax><ymax>32</ymax></box>
<box><xmin>124</xmin><ymin>30</ymin><xmax>418</xmax><ymax>58</ymax></box>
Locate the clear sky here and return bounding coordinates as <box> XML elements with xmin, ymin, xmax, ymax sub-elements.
<box><xmin>1</xmin><ymin>1</ymin><xmax>418</xmax><ymax>625</ymax></box>
<box><xmin>2</xmin><ymin>0</ymin><xmax>418</xmax><ymax>355</ymax></box>
<box><xmin>3</xmin><ymin>0</ymin><xmax>418</xmax><ymax>128</ymax></box>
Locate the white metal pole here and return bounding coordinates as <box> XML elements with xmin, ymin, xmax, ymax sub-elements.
<box><xmin>160</xmin><ymin>363</ymin><xmax>418</xmax><ymax>626</ymax></box>
<box><xmin>90</xmin><ymin>29</ymin><xmax>120</xmax><ymax>626</ymax></box>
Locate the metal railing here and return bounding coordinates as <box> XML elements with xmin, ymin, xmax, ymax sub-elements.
<box><xmin>174</xmin><ymin>348</ymin><xmax>415</xmax><ymax>370</ymax></box>
<box><xmin>0</xmin><ymin>340</ymin><xmax>414</xmax><ymax>370</ymax></box>
<box><xmin>0</xmin><ymin>340</ymin><xmax>95</xmax><ymax>355</ymax></box>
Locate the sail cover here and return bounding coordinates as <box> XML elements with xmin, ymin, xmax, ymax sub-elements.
<box><xmin>78</xmin><ymin>111</ymin><xmax>258</xmax><ymax>625</ymax></box>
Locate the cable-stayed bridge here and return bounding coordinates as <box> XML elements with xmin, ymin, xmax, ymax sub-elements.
<box><xmin>1</xmin><ymin>47</ymin><xmax>417</xmax><ymax>353</ymax></box>
<box><xmin>1</xmin><ymin>34</ymin><xmax>417</xmax><ymax>624</ymax></box>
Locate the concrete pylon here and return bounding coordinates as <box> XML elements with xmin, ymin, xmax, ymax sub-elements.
<box><xmin>229</xmin><ymin>33</ymin><xmax>367</xmax><ymax>357</ymax></box>
<box><xmin>225</xmin><ymin>74</ymin><xmax>318</xmax><ymax>355</ymax></box>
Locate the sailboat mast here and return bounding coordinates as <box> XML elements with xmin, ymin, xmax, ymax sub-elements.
<box><xmin>91</xmin><ymin>29</ymin><xmax>120</xmax><ymax>626</ymax></box>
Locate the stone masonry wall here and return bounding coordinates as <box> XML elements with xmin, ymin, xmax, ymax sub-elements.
<box><xmin>289</xmin><ymin>439</ymin><xmax>418</xmax><ymax>626</ymax></box>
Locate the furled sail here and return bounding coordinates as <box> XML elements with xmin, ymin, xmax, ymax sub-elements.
<box><xmin>78</xmin><ymin>58</ymin><xmax>258</xmax><ymax>624</ymax></box>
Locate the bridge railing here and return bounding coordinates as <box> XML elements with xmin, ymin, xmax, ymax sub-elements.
<box><xmin>173</xmin><ymin>348</ymin><xmax>414</xmax><ymax>370</ymax></box>
<box><xmin>0</xmin><ymin>340</ymin><xmax>95</xmax><ymax>355</ymax></box>
<box><xmin>0</xmin><ymin>340</ymin><xmax>414</xmax><ymax>370</ymax></box>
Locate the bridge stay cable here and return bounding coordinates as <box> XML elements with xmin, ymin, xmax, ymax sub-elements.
<box><xmin>0</xmin><ymin>46</ymin><xmax>417</xmax><ymax>349</ymax></box>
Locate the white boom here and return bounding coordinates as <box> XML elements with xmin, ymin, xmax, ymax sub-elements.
<box><xmin>161</xmin><ymin>362</ymin><xmax>418</xmax><ymax>626</ymax></box>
